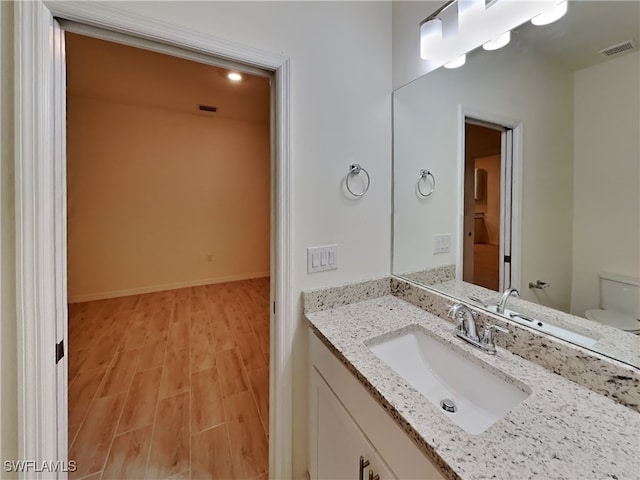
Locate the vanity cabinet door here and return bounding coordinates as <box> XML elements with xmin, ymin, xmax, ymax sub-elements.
<box><xmin>311</xmin><ymin>368</ymin><xmax>385</xmax><ymax>480</ymax></box>
<box><xmin>309</xmin><ymin>330</ymin><xmax>445</xmax><ymax>480</ymax></box>
<box><xmin>372</xmin><ymin>452</ymin><xmax>397</xmax><ymax>480</ymax></box>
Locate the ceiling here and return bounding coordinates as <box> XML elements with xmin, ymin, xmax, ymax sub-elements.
<box><xmin>66</xmin><ymin>33</ymin><xmax>271</xmax><ymax>124</ymax></box>
<box><xmin>66</xmin><ymin>2</ymin><xmax>638</xmax><ymax>110</ymax></box>
<box><xmin>511</xmin><ymin>0</ymin><xmax>640</xmax><ymax>72</ymax></box>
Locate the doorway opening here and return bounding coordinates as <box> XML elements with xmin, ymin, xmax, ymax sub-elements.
<box><xmin>16</xmin><ymin>3</ymin><xmax>293</xmax><ymax>476</ymax></box>
<box><xmin>463</xmin><ymin>118</ymin><xmax>514</xmax><ymax>292</ymax></box>
<box><xmin>65</xmin><ymin>32</ymin><xmax>271</xmax><ymax>478</ymax></box>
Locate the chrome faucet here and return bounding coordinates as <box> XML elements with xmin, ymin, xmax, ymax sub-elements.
<box><xmin>449</xmin><ymin>304</ymin><xmax>479</xmax><ymax>341</ymax></box>
<box><xmin>497</xmin><ymin>288</ymin><xmax>520</xmax><ymax>314</ymax></box>
<box><xmin>448</xmin><ymin>303</ymin><xmax>509</xmax><ymax>355</ymax></box>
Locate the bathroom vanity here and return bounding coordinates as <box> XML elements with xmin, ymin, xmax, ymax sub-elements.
<box><xmin>306</xmin><ymin>3</ymin><xmax>640</xmax><ymax>478</ymax></box>
<box><xmin>304</xmin><ymin>278</ymin><xmax>640</xmax><ymax>480</ymax></box>
<box><xmin>309</xmin><ymin>328</ymin><xmax>445</xmax><ymax>480</ymax></box>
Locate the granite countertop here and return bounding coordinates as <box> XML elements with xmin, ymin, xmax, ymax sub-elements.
<box><xmin>428</xmin><ymin>279</ymin><xmax>640</xmax><ymax>369</ymax></box>
<box><xmin>305</xmin><ymin>295</ymin><xmax>640</xmax><ymax>480</ymax></box>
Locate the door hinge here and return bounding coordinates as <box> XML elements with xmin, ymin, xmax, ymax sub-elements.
<box><xmin>504</xmin><ymin>255</ymin><xmax>511</xmax><ymax>263</ymax></box>
<box><xmin>56</xmin><ymin>340</ymin><xmax>64</xmax><ymax>364</ymax></box>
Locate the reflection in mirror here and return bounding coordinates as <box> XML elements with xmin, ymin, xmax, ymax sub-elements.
<box><xmin>392</xmin><ymin>1</ymin><xmax>639</xmax><ymax>367</ymax></box>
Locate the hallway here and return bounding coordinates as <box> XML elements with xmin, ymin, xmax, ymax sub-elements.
<box><xmin>67</xmin><ymin>278</ymin><xmax>270</xmax><ymax>480</ymax></box>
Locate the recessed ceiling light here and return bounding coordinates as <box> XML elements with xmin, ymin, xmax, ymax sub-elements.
<box><xmin>227</xmin><ymin>72</ymin><xmax>242</xmax><ymax>82</ymax></box>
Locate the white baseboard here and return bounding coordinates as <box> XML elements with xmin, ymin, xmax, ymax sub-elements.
<box><xmin>68</xmin><ymin>271</ymin><xmax>270</xmax><ymax>303</ymax></box>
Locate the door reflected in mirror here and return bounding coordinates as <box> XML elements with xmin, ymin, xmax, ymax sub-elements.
<box><xmin>463</xmin><ymin>121</ymin><xmax>504</xmax><ymax>292</ymax></box>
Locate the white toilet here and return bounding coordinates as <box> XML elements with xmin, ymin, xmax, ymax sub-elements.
<box><xmin>585</xmin><ymin>273</ymin><xmax>640</xmax><ymax>334</ymax></box>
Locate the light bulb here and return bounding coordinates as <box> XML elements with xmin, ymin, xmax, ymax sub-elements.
<box><xmin>444</xmin><ymin>54</ymin><xmax>466</xmax><ymax>69</ymax></box>
<box><xmin>483</xmin><ymin>31</ymin><xmax>511</xmax><ymax>51</ymax></box>
<box><xmin>420</xmin><ymin>18</ymin><xmax>443</xmax><ymax>60</ymax></box>
<box><xmin>227</xmin><ymin>72</ymin><xmax>243</xmax><ymax>82</ymax></box>
<box><xmin>531</xmin><ymin>0</ymin><xmax>568</xmax><ymax>26</ymax></box>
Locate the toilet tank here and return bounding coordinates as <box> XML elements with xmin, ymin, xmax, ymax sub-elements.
<box><xmin>599</xmin><ymin>273</ymin><xmax>640</xmax><ymax>318</ymax></box>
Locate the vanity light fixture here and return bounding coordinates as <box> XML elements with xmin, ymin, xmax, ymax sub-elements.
<box><xmin>483</xmin><ymin>31</ymin><xmax>511</xmax><ymax>51</ymax></box>
<box><xmin>457</xmin><ymin>0</ymin><xmax>485</xmax><ymax>26</ymax></box>
<box><xmin>420</xmin><ymin>17</ymin><xmax>444</xmax><ymax>60</ymax></box>
<box><xmin>227</xmin><ymin>72</ymin><xmax>243</xmax><ymax>82</ymax></box>
<box><xmin>444</xmin><ymin>54</ymin><xmax>467</xmax><ymax>69</ymax></box>
<box><xmin>419</xmin><ymin>0</ymin><xmax>569</xmax><ymax>69</ymax></box>
<box><xmin>531</xmin><ymin>0</ymin><xmax>568</xmax><ymax>26</ymax></box>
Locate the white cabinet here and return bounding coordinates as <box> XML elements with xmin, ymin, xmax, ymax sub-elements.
<box><xmin>314</xmin><ymin>370</ymin><xmax>383</xmax><ymax>479</ymax></box>
<box><xmin>308</xmin><ymin>330</ymin><xmax>446</xmax><ymax>480</ymax></box>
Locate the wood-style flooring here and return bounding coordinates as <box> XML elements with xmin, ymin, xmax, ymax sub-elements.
<box><xmin>67</xmin><ymin>278</ymin><xmax>270</xmax><ymax>480</ymax></box>
<box><xmin>473</xmin><ymin>243</ymin><xmax>499</xmax><ymax>291</ymax></box>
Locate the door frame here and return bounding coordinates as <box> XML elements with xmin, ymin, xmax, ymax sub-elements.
<box><xmin>15</xmin><ymin>2</ymin><xmax>293</xmax><ymax>479</ymax></box>
<box><xmin>457</xmin><ymin>105</ymin><xmax>523</xmax><ymax>291</ymax></box>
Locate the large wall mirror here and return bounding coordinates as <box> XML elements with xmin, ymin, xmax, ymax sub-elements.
<box><xmin>392</xmin><ymin>0</ymin><xmax>639</xmax><ymax>367</ymax></box>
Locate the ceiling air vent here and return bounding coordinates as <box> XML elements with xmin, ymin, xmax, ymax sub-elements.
<box><xmin>599</xmin><ymin>39</ymin><xmax>637</xmax><ymax>57</ymax></box>
<box><xmin>198</xmin><ymin>104</ymin><xmax>217</xmax><ymax>113</ymax></box>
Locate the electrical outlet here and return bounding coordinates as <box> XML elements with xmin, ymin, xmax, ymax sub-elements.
<box><xmin>433</xmin><ymin>234</ymin><xmax>451</xmax><ymax>254</ymax></box>
<box><xmin>307</xmin><ymin>244</ymin><xmax>338</xmax><ymax>273</ymax></box>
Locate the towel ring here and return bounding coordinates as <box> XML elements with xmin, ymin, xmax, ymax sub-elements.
<box><xmin>346</xmin><ymin>163</ymin><xmax>370</xmax><ymax>197</ymax></box>
<box><xmin>418</xmin><ymin>169</ymin><xmax>435</xmax><ymax>197</ymax></box>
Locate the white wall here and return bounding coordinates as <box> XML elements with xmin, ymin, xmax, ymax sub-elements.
<box><xmin>0</xmin><ymin>1</ymin><xmax>18</xmax><ymax>475</ymax></box>
<box><xmin>570</xmin><ymin>52</ymin><xmax>640</xmax><ymax>316</ymax></box>
<box><xmin>392</xmin><ymin>28</ymin><xmax>575</xmax><ymax>310</ymax></box>
<box><xmin>33</xmin><ymin>1</ymin><xmax>390</xmax><ymax>477</ymax></box>
<box><xmin>393</xmin><ymin>84</ymin><xmax>460</xmax><ymax>273</ymax></box>
<box><xmin>392</xmin><ymin>1</ymin><xmax>443</xmax><ymax>90</ymax></box>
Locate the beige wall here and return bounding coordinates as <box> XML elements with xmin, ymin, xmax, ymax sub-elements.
<box><xmin>1</xmin><ymin>0</ymin><xmax>18</xmax><ymax>474</ymax></box>
<box><xmin>474</xmin><ymin>155</ymin><xmax>500</xmax><ymax>245</ymax></box>
<box><xmin>467</xmin><ymin>124</ymin><xmax>501</xmax><ymax>245</ymax></box>
<box><xmin>67</xmin><ymin>94</ymin><xmax>270</xmax><ymax>301</ymax></box>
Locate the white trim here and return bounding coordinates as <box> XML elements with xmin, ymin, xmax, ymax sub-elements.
<box><xmin>52</xmin><ymin>17</ymin><xmax>69</xmax><ymax>468</ymax></box>
<box><xmin>16</xmin><ymin>2</ymin><xmax>293</xmax><ymax>479</ymax></box>
<box><xmin>500</xmin><ymin>128</ymin><xmax>513</xmax><ymax>292</ymax></box>
<box><xmin>58</xmin><ymin>19</ymin><xmax>271</xmax><ymax>79</ymax></box>
<box><xmin>0</xmin><ymin>0</ymin><xmax>4</xmax><ymax>464</ymax></box>
<box><xmin>456</xmin><ymin>108</ymin><xmax>465</xmax><ymax>280</ymax></box>
<box><xmin>457</xmin><ymin>105</ymin><xmax>523</xmax><ymax>290</ymax></box>
<box><xmin>271</xmin><ymin>52</ymin><xmax>293</xmax><ymax>480</ymax></box>
<box><xmin>511</xmin><ymin>126</ymin><xmax>523</xmax><ymax>291</ymax></box>
<box><xmin>15</xmin><ymin>2</ymin><xmax>60</xmax><ymax>474</ymax></box>
<box><xmin>68</xmin><ymin>272</ymin><xmax>271</xmax><ymax>304</ymax></box>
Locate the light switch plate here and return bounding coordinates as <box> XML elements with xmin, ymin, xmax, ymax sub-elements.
<box><xmin>307</xmin><ymin>244</ymin><xmax>338</xmax><ymax>273</ymax></box>
<box><xmin>433</xmin><ymin>234</ymin><xmax>451</xmax><ymax>254</ymax></box>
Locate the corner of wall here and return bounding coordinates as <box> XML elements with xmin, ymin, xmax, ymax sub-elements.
<box><xmin>1</xmin><ymin>0</ymin><xmax>18</xmax><ymax>474</ymax></box>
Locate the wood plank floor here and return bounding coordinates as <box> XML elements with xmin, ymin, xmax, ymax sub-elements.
<box><xmin>473</xmin><ymin>243</ymin><xmax>499</xmax><ymax>291</ymax></box>
<box><xmin>68</xmin><ymin>278</ymin><xmax>270</xmax><ymax>480</ymax></box>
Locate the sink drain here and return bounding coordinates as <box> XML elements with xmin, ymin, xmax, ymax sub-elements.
<box><xmin>440</xmin><ymin>399</ymin><xmax>457</xmax><ymax>413</ymax></box>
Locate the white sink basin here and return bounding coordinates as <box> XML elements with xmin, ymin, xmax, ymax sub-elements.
<box><xmin>367</xmin><ymin>327</ymin><xmax>530</xmax><ymax>435</ymax></box>
<box><xmin>485</xmin><ymin>305</ymin><xmax>600</xmax><ymax>348</ymax></box>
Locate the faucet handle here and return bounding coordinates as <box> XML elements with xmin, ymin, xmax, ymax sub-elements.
<box><xmin>481</xmin><ymin>324</ymin><xmax>509</xmax><ymax>354</ymax></box>
<box><xmin>486</xmin><ymin>324</ymin><xmax>509</xmax><ymax>334</ymax></box>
